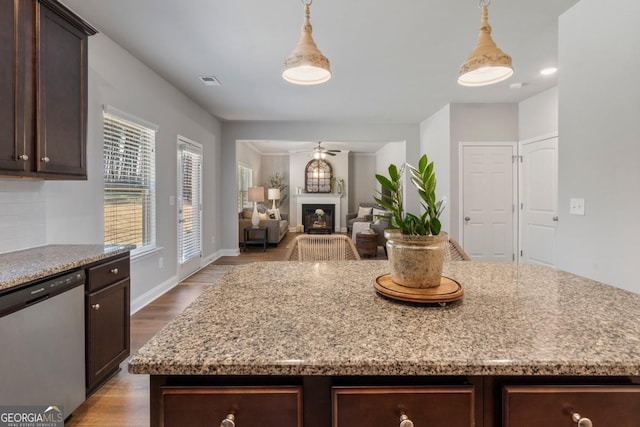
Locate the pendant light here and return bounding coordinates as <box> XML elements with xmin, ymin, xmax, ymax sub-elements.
<box><xmin>458</xmin><ymin>0</ymin><xmax>513</xmax><ymax>87</ymax></box>
<box><xmin>282</xmin><ymin>0</ymin><xmax>331</xmax><ymax>85</ymax></box>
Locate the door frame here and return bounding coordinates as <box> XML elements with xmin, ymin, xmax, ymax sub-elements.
<box><xmin>457</xmin><ymin>141</ymin><xmax>518</xmax><ymax>259</ymax></box>
<box><xmin>517</xmin><ymin>132</ymin><xmax>558</xmax><ymax>264</ymax></box>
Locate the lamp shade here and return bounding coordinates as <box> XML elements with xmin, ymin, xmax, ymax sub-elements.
<box><xmin>268</xmin><ymin>188</ymin><xmax>281</xmax><ymax>200</ymax></box>
<box><xmin>282</xmin><ymin>2</ymin><xmax>331</xmax><ymax>85</ymax></box>
<box><xmin>458</xmin><ymin>6</ymin><xmax>513</xmax><ymax>87</ymax></box>
<box><xmin>248</xmin><ymin>187</ymin><xmax>264</xmax><ymax>203</ymax></box>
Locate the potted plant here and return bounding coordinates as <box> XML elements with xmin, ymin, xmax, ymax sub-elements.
<box><xmin>375</xmin><ymin>154</ymin><xmax>447</xmax><ymax>288</ymax></box>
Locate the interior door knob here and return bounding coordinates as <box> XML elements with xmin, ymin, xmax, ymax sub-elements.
<box><xmin>553</xmin><ymin>216</ymin><xmax>559</xmax><ymax>221</ymax></box>
<box><xmin>464</xmin><ymin>216</ymin><xmax>471</xmax><ymax>221</ymax></box>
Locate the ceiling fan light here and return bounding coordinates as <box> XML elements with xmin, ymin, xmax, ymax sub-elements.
<box><xmin>283</xmin><ymin>2</ymin><xmax>331</xmax><ymax>85</ymax></box>
<box><xmin>458</xmin><ymin>4</ymin><xmax>513</xmax><ymax>87</ymax></box>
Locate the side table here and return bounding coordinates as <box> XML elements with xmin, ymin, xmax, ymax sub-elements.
<box><xmin>242</xmin><ymin>227</ymin><xmax>268</xmax><ymax>252</ymax></box>
<box><xmin>356</xmin><ymin>231</ymin><xmax>378</xmax><ymax>258</ymax></box>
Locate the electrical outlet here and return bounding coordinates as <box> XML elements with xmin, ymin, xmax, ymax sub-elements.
<box><xmin>169</xmin><ymin>196</ymin><xmax>175</xmax><ymax>206</ymax></box>
<box><xmin>211</xmin><ymin>235</ymin><xmax>215</xmax><ymax>245</ymax></box>
<box><xmin>158</xmin><ymin>257</ymin><xmax>164</xmax><ymax>269</ymax></box>
<box><xmin>569</xmin><ymin>198</ymin><xmax>585</xmax><ymax>215</ymax></box>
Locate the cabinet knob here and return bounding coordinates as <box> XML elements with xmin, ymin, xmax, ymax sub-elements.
<box><xmin>110</xmin><ymin>268</ymin><xmax>119</xmax><ymax>274</ymax></box>
<box><xmin>399</xmin><ymin>414</ymin><xmax>414</xmax><ymax>427</ymax></box>
<box><xmin>19</xmin><ymin>154</ymin><xmax>29</xmax><ymax>161</ymax></box>
<box><xmin>91</xmin><ymin>303</ymin><xmax>100</xmax><ymax>310</ymax></box>
<box><xmin>571</xmin><ymin>412</ymin><xmax>593</xmax><ymax>427</ymax></box>
<box><xmin>220</xmin><ymin>413</ymin><xmax>235</xmax><ymax>427</ymax></box>
<box><xmin>41</xmin><ymin>156</ymin><xmax>50</xmax><ymax>163</ymax></box>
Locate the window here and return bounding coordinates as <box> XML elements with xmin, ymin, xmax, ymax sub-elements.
<box><xmin>237</xmin><ymin>163</ymin><xmax>253</xmax><ymax>212</ymax></box>
<box><xmin>103</xmin><ymin>107</ymin><xmax>157</xmax><ymax>255</ymax></box>
<box><xmin>305</xmin><ymin>159</ymin><xmax>332</xmax><ymax>193</ymax></box>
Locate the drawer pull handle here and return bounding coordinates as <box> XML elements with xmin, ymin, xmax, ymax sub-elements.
<box><xmin>220</xmin><ymin>413</ymin><xmax>235</xmax><ymax>427</ymax></box>
<box><xmin>571</xmin><ymin>412</ymin><xmax>593</xmax><ymax>427</ymax></box>
<box><xmin>399</xmin><ymin>414</ymin><xmax>414</xmax><ymax>427</ymax></box>
<box><xmin>92</xmin><ymin>304</ymin><xmax>100</xmax><ymax>310</ymax></box>
<box><xmin>110</xmin><ymin>268</ymin><xmax>119</xmax><ymax>274</ymax></box>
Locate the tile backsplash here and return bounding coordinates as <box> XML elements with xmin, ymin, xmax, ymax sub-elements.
<box><xmin>0</xmin><ymin>180</ymin><xmax>47</xmax><ymax>254</ymax></box>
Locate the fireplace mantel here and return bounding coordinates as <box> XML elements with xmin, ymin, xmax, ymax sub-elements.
<box><xmin>294</xmin><ymin>193</ymin><xmax>343</xmax><ymax>232</ymax></box>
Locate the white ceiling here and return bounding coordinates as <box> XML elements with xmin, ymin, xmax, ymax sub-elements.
<box><xmin>61</xmin><ymin>0</ymin><xmax>578</xmax><ymax>126</ymax></box>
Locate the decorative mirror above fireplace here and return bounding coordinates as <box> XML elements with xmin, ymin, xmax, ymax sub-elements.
<box><xmin>305</xmin><ymin>159</ymin><xmax>332</xmax><ymax>193</ymax></box>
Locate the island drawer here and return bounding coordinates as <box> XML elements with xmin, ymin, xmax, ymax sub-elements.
<box><xmin>503</xmin><ymin>385</ymin><xmax>640</xmax><ymax>426</ymax></box>
<box><xmin>332</xmin><ymin>386</ymin><xmax>475</xmax><ymax>427</ymax></box>
<box><xmin>160</xmin><ymin>386</ymin><xmax>302</xmax><ymax>427</ymax></box>
<box><xmin>86</xmin><ymin>255</ymin><xmax>130</xmax><ymax>292</ymax></box>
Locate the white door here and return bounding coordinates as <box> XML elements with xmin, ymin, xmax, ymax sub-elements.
<box><xmin>461</xmin><ymin>144</ymin><xmax>516</xmax><ymax>262</ymax></box>
<box><xmin>177</xmin><ymin>137</ymin><xmax>203</xmax><ymax>280</ymax></box>
<box><xmin>519</xmin><ymin>137</ymin><xmax>558</xmax><ymax>266</ymax></box>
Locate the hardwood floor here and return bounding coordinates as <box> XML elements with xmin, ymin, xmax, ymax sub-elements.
<box><xmin>67</xmin><ymin>232</ymin><xmax>385</xmax><ymax>426</ymax></box>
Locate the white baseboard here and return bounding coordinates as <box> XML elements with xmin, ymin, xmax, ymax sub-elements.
<box><xmin>130</xmin><ymin>274</ymin><xmax>178</xmax><ymax>315</ymax></box>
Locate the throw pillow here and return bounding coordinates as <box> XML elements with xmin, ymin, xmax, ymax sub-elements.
<box><xmin>357</xmin><ymin>206</ymin><xmax>373</xmax><ymax>218</ymax></box>
<box><xmin>242</xmin><ymin>208</ymin><xmax>253</xmax><ymax>219</ymax></box>
<box><xmin>259</xmin><ymin>212</ymin><xmax>268</xmax><ymax>220</ymax></box>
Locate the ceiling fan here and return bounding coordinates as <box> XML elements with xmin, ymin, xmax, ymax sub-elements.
<box><xmin>312</xmin><ymin>141</ymin><xmax>340</xmax><ymax>158</ymax></box>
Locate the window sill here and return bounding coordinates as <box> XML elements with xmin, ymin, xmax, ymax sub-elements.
<box><xmin>131</xmin><ymin>246</ymin><xmax>163</xmax><ymax>263</ymax></box>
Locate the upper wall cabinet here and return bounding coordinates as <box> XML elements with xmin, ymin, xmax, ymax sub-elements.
<box><xmin>0</xmin><ymin>0</ymin><xmax>97</xmax><ymax>180</ymax></box>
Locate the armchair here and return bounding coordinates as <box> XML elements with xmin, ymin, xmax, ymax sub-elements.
<box><xmin>346</xmin><ymin>202</ymin><xmax>381</xmax><ymax>232</ymax></box>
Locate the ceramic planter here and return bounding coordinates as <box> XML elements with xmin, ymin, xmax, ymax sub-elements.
<box><xmin>384</xmin><ymin>230</ymin><xmax>448</xmax><ymax>288</ymax></box>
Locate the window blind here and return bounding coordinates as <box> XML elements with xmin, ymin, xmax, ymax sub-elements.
<box><xmin>103</xmin><ymin>110</ymin><xmax>156</xmax><ymax>253</ymax></box>
<box><xmin>178</xmin><ymin>140</ymin><xmax>203</xmax><ymax>264</ymax></box>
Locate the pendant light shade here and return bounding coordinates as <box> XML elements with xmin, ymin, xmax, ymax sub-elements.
<box><xmin>458</xmin><ymin>1</ymin><xmax>513</xmax><ymax>87</ymax></box>
<box><xmin>283</xmin><ymin>0</ymin><xmax>331</xmax><ymax>85</ymax></box>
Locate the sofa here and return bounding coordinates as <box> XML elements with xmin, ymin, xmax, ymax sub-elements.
<box><xmin>238</xmin><ymin>205</ymin><xmax>289</xmax><ymax>245</ymax></box>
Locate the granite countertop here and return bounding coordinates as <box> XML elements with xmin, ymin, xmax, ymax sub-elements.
<box><xmin>0</xmin><ymin>244</ymin><xmax>132</xmax><ymax>292</ymax></box>
<box><xmin>129</xmin><ymin>261</ymin><xmax>640</xmax><ymax>377</ymax></box>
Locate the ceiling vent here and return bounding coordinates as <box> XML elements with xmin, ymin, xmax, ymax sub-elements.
<box><xmin>199</xmin><ymin>75</ymin><xmax>221</xmax><ymax>86</ymax></box>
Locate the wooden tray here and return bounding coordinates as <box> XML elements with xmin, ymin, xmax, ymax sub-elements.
<box><xmin>374</xmin><ymin>274</ymin><xmax>463</xmax><ymax>306</ymax></box>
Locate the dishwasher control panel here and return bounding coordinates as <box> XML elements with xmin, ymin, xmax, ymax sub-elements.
<box><xmin>0</xmin><ymin>269</ymin><xmax>85</xmax><ymax>317</ymax></box>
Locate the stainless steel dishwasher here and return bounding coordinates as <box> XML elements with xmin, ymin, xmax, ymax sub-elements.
<box><xmin>0</xmin><ymin>269</ymin><xmax>85</xmax><ymax>420</ymax></box>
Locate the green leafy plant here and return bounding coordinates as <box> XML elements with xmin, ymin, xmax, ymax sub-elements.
<box><xmin>374</xmin><ymin>154</ymin><xmax>444</xmax><ymax>235</ymax></box>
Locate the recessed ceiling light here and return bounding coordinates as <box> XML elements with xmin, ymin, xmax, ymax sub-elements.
<box><xmin>540</xmin><ymin>67</ymin><xmax>558</xmax><ymax>76</ymax></box>
<box><xmin>199</xmin><ymin>75</ymin><xmax>221</xmax><ymax>86</ymax></box>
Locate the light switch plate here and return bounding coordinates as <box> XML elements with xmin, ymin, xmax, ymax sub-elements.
<box><xmin>569</xmin><ymin>198</ymin><xmax>585</xmax><ymax>215</ymax></box>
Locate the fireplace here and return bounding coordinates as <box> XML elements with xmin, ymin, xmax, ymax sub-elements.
<box><xmin>294</xmin><ymin>194</ymin><xmax>343</xmax><ymax>232</ymax></box>
<box><xmin>302</xmin><ymin>204</ymin><xmax>334</xmax><ymax>233</ymax></box>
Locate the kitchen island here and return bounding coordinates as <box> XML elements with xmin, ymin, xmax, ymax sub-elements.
<box><xmin>129</xmin><ymin>261</ymin><xmax>640</xmax><ymax>426</ymax></box>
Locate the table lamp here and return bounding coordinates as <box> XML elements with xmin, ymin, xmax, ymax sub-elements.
<box><xmin>267</xmin><ymin>188</ymin><xmax>281</xmax><ymax>211</ymax></box>
<box><xmin>248</xmin><ymin>186</ymin><xmax>264</xmax><ymax>228</ymax></box>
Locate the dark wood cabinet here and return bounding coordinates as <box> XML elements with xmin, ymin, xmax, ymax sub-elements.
<box><xmin>85</xmin><ymin>254</ymin><xmax>131</xmax><ymax>395</ymax></box>
<box><xmin>160</xmin><ymin>386</ymin><xmax>303</xmax><ymax>427</ymax></box>
<box><xmin>333</xmin><ymin>386</ymin><xmax>475</xmax><ymax>427</ymax></box>
<box><xmin>503</xmin><ymin>385</ymin><xmax>640</xmax><ymax>427</ymax></box>
<box><xmin>0</xmin><ymin>0</ymin><xmax>96</xmax><ymax>179</ymax></box>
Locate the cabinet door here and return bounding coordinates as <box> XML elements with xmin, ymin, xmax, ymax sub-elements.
<box><xmin>36</xmin><ymin>1</ymin><xmax>87</xmax><ymax>178</ymax></box>
<box><xmin>504</xmin><ymin>385</ymin><xmax>640</xmax><ymax>427</ymax></box>
<box><xmin>333</xmin><ymin>386</ymin><xmax>475</xmax><ymax>427</ymax></box>
<box><xmin>86</xmin><ymin>278</ymin><xmax>130</xmax><ymax>393</ymax></box>
<box><xmin>0</xmin><ymin>0</ymin><xmax>30</xmax><ymax>173</ymax></box>
<box><xmin>161</xmin><ymin>386</ymin><xmax>303</xmax><ymax>427</ymax></box>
